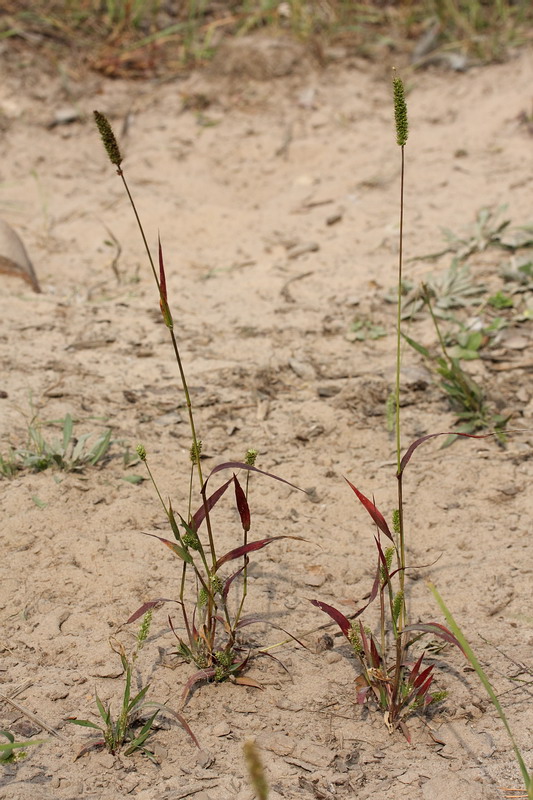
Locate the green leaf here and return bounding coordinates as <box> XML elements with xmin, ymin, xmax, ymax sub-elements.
<box><xmin>122</xmin><ymin>474</ymin><xmax>144</xmax><ymax>485</ymax></box>
<box><xmin>67</xmin><ymin>718</ymin><xmax>103</xmax><ymax>730</ymax></box>
<box><xmin>128</xmin><ymin>683</ymin><xmax>150</xmax><ymax>712</ymax></box>
<box><xmin>62</xmin><ymin>414</ymin><xmax>74</xmax><ymax>451</ymax></box>
<box><xmin>428</xmin><ymin>582</ymin><xmax>532</xmax><ymax>794</ymax></box>
<box><xmin>95</xmin><ymin>693</ymin><xmax>111</xmax><ymax>726</ymax></box>
<box><xmin>88</xmin><ymin>429</ymin><xmax>112</xmax><ymax>465</ymax></box>
<box><xmin>401</xmin><ymin>332</ymin><xmax>431</xmax><ymax>358</ymax></box>
<box><xmin>31</xmin><ymin>495</ymin><xmax>47</xmax><ymax>509</ymax></box>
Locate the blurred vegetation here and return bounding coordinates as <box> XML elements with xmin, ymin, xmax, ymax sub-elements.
<box><xmin>0</xmin><ymin>1</ymin><xmax>531</xmax><ymax>77</ymax></box>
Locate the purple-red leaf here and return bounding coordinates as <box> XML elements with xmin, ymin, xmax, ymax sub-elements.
<box><xmin>140</xmin><ymin>531</ymin><xmax>193</xmax><ymax>563</ymax></box>
<box><xmin>192</xmin><ymin>478</ymin><xmax>232</xmax><ymax>532</ymax></box>
<box><xmin>222</xmin><ymin>563</ymin><xmax>247</xmax><ymax>600</ymax></box>
<box><xmin>309</xmin><ymin>600</ymin><xmax>351</xmax><ymax>638</ymax></box>
<box><xmin>158</xmin><ymin>235</ymin><xmax>167</xmax><ymax>301</ymax></box>
<box><xmin>408</xmin><ymin>652</ymin><xmax>425</xmax><ymax>686</ymax></box>
<box><xmin>203</xmin><ymin>461</ymin><xmax>304</xmax><ymax>493</ymax></box>
<box><xmin>181</xmin><ymin>668</ymin><xmax>216</xmax><ymax>705</ymax></box>
<box><xmin>413</xmin><ymin>664</ymin><xmax>433</xmax><ymax>690</ymax></box>
<box><xmin>370</xmin><ymin>636</ymin><xmax>382</xmax><ymax>669</ymax></box>
<box><xmin>127</xmin><ymin>598</ymin><xmax>175</xmax><ymax>624</ymax></box>
<box><xmin>403</xmin><ymin>622</ymin><xmax>466</xmax><ymax>655</ymax></box>
<box><xmin>215</xmin><ymin>535</ymin><xmax>304</xmax><ymax>571</ymax></box>
<box><xmin>233</xmin><ymin>474</ymin><xmax>250</xmax><ymax>532</ymax></box>
<box><xmin>345</xmin><ymin>478</ymin><xmax>393</xmax><ymax>541</ymax></box>
<box><xmin>399</xmin><ymin>431</ymin><xmax>494</xmax><ymax>475</ymax></box>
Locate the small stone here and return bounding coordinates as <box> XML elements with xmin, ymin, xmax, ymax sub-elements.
<box><xmin>196</xmin><ymin>749</ymin><xmax>215</xmax><ymax>769</ymax></box>
<box><xmin>325</xmin><ymin>650</ymin><xmax>342</xmax><ymax>664</ymax></box>
<box><xmin>258</xmin><ymin>732</ymin><xmax>295</xmax><ymax>757</ymax></box>
<box><xmin>212</xmin><ymin>721</ymin><xmax>231</xmax><ymax>737</ymax></box>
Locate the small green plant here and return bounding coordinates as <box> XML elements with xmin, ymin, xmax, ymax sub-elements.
<box><xmin>0</xmin><ymin>730</ymin><xmax>47</xmax><ymax>763</ymax></box>
<box><xmin>403</xmin><ymin>286</ymin><xmax>509</xmax><ymax>444</ymax></box>
<box><xmin>94</xmin><ymin>111</ymin><xmax>305</xmax><ymax>700</ymax></box>
<box><xmin>350</xmin><ymin>317</ymin><xmax>387</xmax><ymax>341</ymax></box>
<box><xmin>68</xmin><ymin>612</ymin><xmax>197</xmax><ymax>760</ymax></box>
<box><xmin>429</xmin><ymin>584</ymin><xmax>532</xmax><ymax>800</ymax></box>
<box><xmin>0</xmin><ymin>413</ymin><xmax>111</xmax><ymax>476</ymax></box>
<box><xmin>488</xmin><ymin>290</ymin><xmax>514</xmax><ymax>309</ymax></box>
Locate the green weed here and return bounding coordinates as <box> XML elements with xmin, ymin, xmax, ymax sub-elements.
<box><xmin>67</xmin><ymin>612</ymin><xmax>198</xmax><ymax>760</ymax></box>
<box><xmin>0</xmin><ymin>730</ymin><xmax>47</xmax><ymax>763</ymax></box>
<box><xmin>0</xmin><ymin>413</ymin><xmax>111</xmax><ymax>477</ymax></box>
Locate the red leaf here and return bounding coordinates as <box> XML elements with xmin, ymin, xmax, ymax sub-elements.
<box><xmin>216</xmin><ymin>535</ymin><xmax>304</xmax><ymax>570</ymax></box>
<box><xmin>140</xmin><ymin>531</ymin><xmax>193</xmax><ymax>563</ymax></box>
<box><xmin>408</xmin><ymin>653</ymin><xmax>425</xmax><ymax>686</ymax></box>
<box><xmin>232</xmin><ymin>676</ymin><xmax>264</xmax><ymax>689</ymax></box>
<box><xmin>309</xmin><ymin>600</ymin><xmax>351</xmax><ymax>638</ymax></box>
<box><xmin>233</xmin><ymin>474</ymin><xmax>250</xmax><ymax>532</ymax></box>
<box><xmin>345</xmin><ymin>478</ymin><xmax>393</xmax><ymax>541</ymax></box>
<box><xmin>399</xmin><ymin>431</ymin><xmax>494</xmax><ymax>475</ymax></box>
<box><xmin>127</xmin><ymin>598</ymin><xmax>175</xmax><ymax>624</ymax></box>
<box><xmin>416</xmin><ymin>674</ymin><xmax>434</xmax><ymax>699</ymax></box>
<box><xmin>181</xmin><ymin>668</ymin><xmax>216</xmax><ymax>706</ymax></box>
<box><xmin>222</xmin><ymin>563</ymin><xmax>247</xmax><ymax>600</ymax></box>
<box><xmin>158</xmin><ymin>236</ymin><xmax>167</xmax><ymax>301</ymax></box>
<box><xmin>403</xmin><ymin>622</ymin><xmax>466</xmax><ymax>655</ymax></box>
<box><xmin>203</xmin><ymin>461</ymin><xmax>304</xmax><ymax>493</ymax></box>
<box><xmin>192</xmin><ymin>478</ymin><xmax>232</xmax><ymax>532</ymax></box>
<box><xmin>370</xmin><ymin>636</ymin><xmax>382</xmax><ymax>669</ymax></box>
<box><xmin>413</xmin><ymin>664</ymin><xmax>433</xmax><ymax>690</ymax></box>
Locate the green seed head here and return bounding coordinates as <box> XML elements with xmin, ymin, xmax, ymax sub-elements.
<box><xmin>392</xmin><ymin>509</ymin><xmax>400</xmax><ymax>534</ymax></box>
<box><xmin>245</xmin><ymin>448</ymin><xmax>258</xmax><ymax>466</ymax></box>
<box><xmin>182</xmin><ymin>530</ymin><xmax>201</xmax><ymax>551</ymax></box>
<box><xmin>190</xmin><ymin>440</ymin><xmax>202</xmax><ymax>464</ymax></box>
<box><xmin>349</xmin><ymin>623</ymin><xmax>363</xmax><ymax>656</ymax></box>
<box><xmin>136</xmin><ymin>444</ymin><xmax>147</xmax><ymax>461</ymax></box>
<box><xmin>392</xmin><ymin>76</ymin><xmax>409</xmax><ymax>147</ymax></box>
<box><xmin>393</xmin><ymin>590</ymin><xmax>404</xmax><ymax>624</ymax></box>
<box><xmin>210</xmin><ymin>574</ymin><xmax>223</xmax><ymax>596</ymax></box>
<box><xmin>380</xmin><ymin>546</ymin><xmax>395</xmax><ymax>584</ymax></box>
<box><xmin>198</xmin><ymin>587</ymin><xmax>208</xmax><ymax>608</ymax></box>
<box><xmin>93</xmin><ymin>110</ymin><xmax>123</xmax><ymax>167</ymax></box>
<box><xmin>137</xmin><ymin>610</ymin><xmax>153</xmax><ymax>649</ymax></box>
<box><xmin>215</xmin><ymin>649</ymin><xmax>234</xmax><ymax>667</ymax></box>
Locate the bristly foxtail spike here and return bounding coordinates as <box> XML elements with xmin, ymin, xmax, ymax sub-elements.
<box><xmin>93</xmin><ymin>111</ymin><xmax>123</xmax><ymax>167</ymax></box>
<box><xmin>392</xmin><ymin>73</ymin><xmax>409</xmax><ymax>147</ymax></box>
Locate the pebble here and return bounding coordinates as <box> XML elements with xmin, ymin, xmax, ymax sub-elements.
<box><xmin>196</xmin><ymin>749</ymin><xmax>215</xmax><ymax>768</ymax></box>
<box><xmin>212</xmin><ymin>721</ymin><xmax>231</xmax><ymax>737</ymax></box>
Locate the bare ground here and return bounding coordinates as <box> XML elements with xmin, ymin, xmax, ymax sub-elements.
<box><xmin>1</xmin><ymin>41</ymin><xmax>532</xmax><ymax>800</ymax></box>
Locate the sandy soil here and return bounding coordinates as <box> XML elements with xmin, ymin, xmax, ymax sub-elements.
<box><xmin>1</xmin><ymin>39</ymin><xmax>532</xmax><ymax>800</ymax></box>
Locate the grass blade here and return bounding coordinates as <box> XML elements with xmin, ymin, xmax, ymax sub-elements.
<box><xmin>428</xmin><ymin>581</ymin><xmax>532</xmax><ymax>793</ymax></box>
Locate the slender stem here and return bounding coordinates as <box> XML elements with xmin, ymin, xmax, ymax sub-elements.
<box><xmin>395</xmin><ymin>145</ymin><xmax>405</xmax><ymax>474</ymax></box>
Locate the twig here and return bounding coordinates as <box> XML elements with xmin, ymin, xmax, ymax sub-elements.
<box><xmin>0</xmin><ymin>691</ymin><xmax>63</xmax><ymax>739</ymax></box>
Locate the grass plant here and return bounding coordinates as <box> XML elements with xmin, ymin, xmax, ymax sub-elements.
<box><xmin>94</xmin><ymin>110</ymin><xmax>305</xmax><ymax>699</ymax></box>
<box><xmin>0</xmin><ymin>412</ymin><xmax>111</xmax><ymax>477</ymax></box>
<box><xmin>309</xmin><ymin>74</ymin><xmax>503</xmax><ymax>739</ymax></box>
<box><xmin>4</xmin><ymin>1</ymin><xmax>532</xmax><ymax>78</ymax></box>
<box><xmin>0</xmin><ymin>730</ymin><xmax>47</xmax><ymax>763</ymax></box>
<box><xmin>67</xmin><ymin>612</ymin><xmax>198</xmax><ymax>760</ymax></box>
